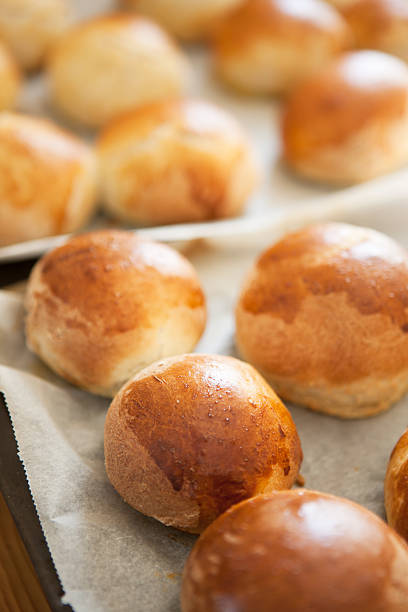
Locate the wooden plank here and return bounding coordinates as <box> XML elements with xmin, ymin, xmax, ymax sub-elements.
<box><xmin>0</xmin><ymin>492</ymin><xmax>51</xmax><ymax>612</ymax></box>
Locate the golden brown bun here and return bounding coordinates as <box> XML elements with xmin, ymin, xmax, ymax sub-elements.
<box><xmin>0</xmin><ymin>113</ymin><xmax>98</xmax><ymax>246</ymax></box>
<box><xmin>104</xmin><ymin>354</ymin><xmax>302</xmax><ymax>533</ymax></box>
<box><xmin>25</xmin><ymin>231</ymin><xmax>206</xmax><ymax>397</ymax></box>
<box><xmin>181</xmin><ymin>490</ymin><xmax>408</xmax><ymax>612</ymax></box>
<box><xmin>47</xmin><ymin>14</ymin><xmax>189</xmax><ymax>128</ymax></box>
<box><xmin>212</xmin><ymin>0</ymin><xmax>350</xmax><ymax>95</ymax></box>
<box><xmin>385</xmin><ymin>429</ymin><xmax>408</xmax><ymax>541</ymax></box>
<box><xmin>282</xmin><ymin>50</ymin><xmax>408</xmax><ymax>185</ymax></box>
<box><xmin>342</xmin><ymin>0</ymin><xmax>408</xmax><ymax>63</ymax></box>
<box><xmin>236</xmin><ymin>223</ymin><xmax>408</xmax><ymax>418</ymax></box>
<box><xmin>122</xmin><ymin>0</ymin><xmax>243</xmax><ymax>40</ymax></box>
<box><xmin>0</xmin><ymin>0</ymin><xmax>69</xmax><ymax>70</ymax></box>
<box><xmin>0</xmin><ymin>41</ymin><xmax>20</xmax><ymax>110</ymax></box>
<box><xmin>98</xmin><ymin>99</ymin><xmax>258</xmax><ymax>225</ymax></box>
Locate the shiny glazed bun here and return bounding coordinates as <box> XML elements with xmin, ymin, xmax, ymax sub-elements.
<box><xmin>47</xmin><ymin>14</ymin><xmax>189</xmax><ymax>127</ymax></box>
<box><xmin>342</xmin><ymin>0</ymin><xmax>408</xmax><ymax>63</ymax></box>
<box><xmin>98</xmin><ymin>99</ymin><xmax>258</xmax><ymax>225</ymax></box>
<box><xmin>122</xmin><ymin>0</ymin><xmax>243</xmax><ymax>40</ymax></box>
<box><xmin>181</xmin><ymin>490</ymin><xmax>408</xmax><ymax>612</ymax></box>
<box><xmin>25</xmin><ymin>231</ymin><xmax>206</xmax><ymax>396</ymax></box>
<box><xmin>104</xmin><ymin>354</ymin><xmax>302</xmax><ymax>533</ymax></box>
<box><xmin>385</xmin><ymin>429</ymin><xmax>408</xmax><ymax>541</ymax></box>
<box><xmin>0</xmin><ymin>41</ymin><xmax>20</xmax><ymax>110</ymax></box>
<box><xmin>212</xmin><ymin>0</ymin><xmax>350</xmax><ymax>95</ymax></box>
<box><xmin>282</xmin><ymin>50</ymin><xmax>408</xmax><ymax>184</ymax></box>
<box><xmin>236</xmin><ymin>223</ymin><xmax>408</xmax><ymax>418</ymax></box>
<box><xmin>0</xmin><ymin>113</ymin><xmax>98</xmax><ymax>246</ymax></box>
<box><xmin>0</xmin><ymin>0</ymin><xmax>69</xmax><ymax>70</ymax></box>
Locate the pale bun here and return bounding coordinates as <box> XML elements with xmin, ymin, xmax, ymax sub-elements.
<box><xmin>104</xmin><ymin>353</ymin><xmax>302</xmax><ymax>533</ymax></box>
<box><xmin>25</xmin><ymin>230</ymin><xmax>206</xmax><ymax>397</ymax></box>
<box><xmin>385</xmin><ymin>429</ymin><xmax>408</xmax><ymax>541</ymax></box>
<box><xmin>0</xmin><ymin>0</ymin><xmax>69</xmax><ymax>70</ymax></box>
<box><xmin>212</xmin><ymin>0</ymin><xmax>350</xmax><ymax>95</ymax></box>
<box><xmin>98</xmin><ymin>99</ymin><xmax>259</xmax><ymax>225</ymax></box>
<box><xmin>342</xmin><ymin>0</ymin><xmax>408</xmax><ymax>63</ymax></box>
<box><xmin>47</xmin><ymin>14</ymin><xmax>189</xmax><ymax>127</ymax></box>
<box><xmin>122</xmin><ymin>0</ymin><xmax>243</xmax><ymax>40</ymax></box>
<box><xmin>181</xmin><ymin>490</ymin><xmax>408</xmax><ymax>611</ymax></box>
<box><xmin>282</xmin><ymin>50</ymin><xmax>408</xmax><ymax>184</ymax></box>
<box><xmin>236</xmin><ymin>222</ymin><xmax>408</xmax><ymax>418</ymax></box>
<box><xmin>0</xmin><ymin>113</ymin><xmax>98</xmax><ymax>246</ymax></box>
<box><xmin>0</xmin><ymin>41</ymin><xmax>20</xmax><ymax>110</ymax></box>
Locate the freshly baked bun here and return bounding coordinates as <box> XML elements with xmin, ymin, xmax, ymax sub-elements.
<box><xmin>0</xmin><ymin>113</ymin><xmax>98</xmax><ymax>246</ymax></box>
<box><xmin>212</xmin><ymin>0</ymin><xmax>350</xmax><ymax>95</ymax></box>
<box><xmin>0</xmin><ymin>41</ymin><xmax>20</xmax><ymax>110</ymax></box>
<box><xmin>98</xmin><ymin>99</ymin><xmax>258</xmax><ymax>225</ymax></box>
<box><xmin>0</xmin><ymin>0</ymin><xmax>69</xmax><ymax>70</ymax></box>
<box><xmin>385</xmin><ymin>429</ymin><xmax>408</xmax><ymax>541</ymax></box>
<box><xmin>236</xmin><ymin>223</ymin><xmax>408</xmax><ymax>418</ymax></box>
<box><xmin>181</xmin><ymin>490</ymin><xmax>408</xmax><ymax>612</ymax></box>
<box><xmin>122</xmin><ymin>0</ymin><xmax>243</xmax><ymax>40</ymax></box>
<box><xmin>47</xmin><ymin>14</ymin><xmax>189</xmax><ymax>128</ymax></box>
<box><xmin>25</xmin><ymin>231</ymin><xmax>206</xmax><ymax>397</ymax></box>
<box><xmin>342</xmin><ymin>0</ymin><xmax>408</xmax><ymax>63</ymax></box>
<box><xmin>282</xmin><ymin>50</ymin><xmax>408</xmax><ymax>184</ymax></box>
<box><xmin>104</xmin><ymin>354</ymin><xmax>302</xmax><ymax>533</ymax></box>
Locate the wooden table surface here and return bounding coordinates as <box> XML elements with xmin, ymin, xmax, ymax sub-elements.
<box><xmin>0</xmin><ymin>492</ymin><xmax>50</xmax><ymax>612</ymax></box>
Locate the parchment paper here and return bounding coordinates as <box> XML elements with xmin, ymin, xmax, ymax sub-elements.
<box><xmin>2</xmin><ymin>198</ymin><xmax>408</xmax><ymax>611</ymax></box>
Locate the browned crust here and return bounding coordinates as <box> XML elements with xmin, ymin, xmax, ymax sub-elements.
<box><xmin>25</xmin><ymin>230</ymin><xmax>206</xmax><ymax>396</ymax></box>
<box><xmin>385</xmin><ymin>429</ymin><xmax>408</xmax><ymax>541</ymax></box>
<box><xmin>236</xmin><ymin>223</ymin><xmax>408</xmax><ymax>416</ymax></box>
<box><xmin>282</xmin><ymin>51</ymin><xmax>408</xmax><ymax>171</ymax></box>
<box><xmin>104</xmin><ymin>354</ymin><xmax>302</xmax><ymax>532</ymax></box>
<box><xmin>181</xmin><ymin>490</ymin><xmax>408</xmax><ymax>612</ymax></box>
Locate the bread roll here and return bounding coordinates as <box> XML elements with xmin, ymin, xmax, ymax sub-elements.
<box><xmin>342</xmin><ymin>0</ymin><xmax>408</xmax><ymax>63</ymax></box>
<box><xmin>385</xmin><ymin>429</ymin><xmax>408</xmax><ymax>541</ymax></box>
<box><xmin>0</xmin><ymin>0</ymin><xmax>69</xmax><ymax>70</ymax></box>
<box><xmin>122</xmin><ymin>0</ymin><xmax>242</xmax><ymax>40</ymax></box>
<box><xmin>282</xmin><ymin>50</ymin><xmax>408</xmax><ymax>184</ymax></box>
<box><xmin>104</xmin><ymin>354</ymin><xmax>302</xmax><ymax>532</ymax></box>
<box><xmin>98</xmin><ymin>99</ymin><xmax>258</xmax><ymax>225</ymax></box>
<box><xmin>0</xmin><ymin>41</ymin><xmax>20</xmax><ymax>110</ymax></box>
<box><xmin>0</xmin><ymin>113</ymin><xmax>98</xmax><ymax>246</ymax></box>
<box><xmin>25</xmin><ymin>231</ymin><xmax>206</xmax><ymax>397</ymax></box>
<box><xmin>236</xmin><ymin>223</ymin><xmax>408</xmax><ymax>418</ymax></box>
<box><xmin>47</xmin><ymin>14</ymin><xmax>189</xmax><ymax>127</ymax></box>
<box><xmin>181</xmin><ymin>490</ymin><xmax>408</xmax><ymax>611</ymax></box>
<box><xmin>212</xmin><ymin>0</ymin><xmax>350</xmax><ymax>95</ymax></box>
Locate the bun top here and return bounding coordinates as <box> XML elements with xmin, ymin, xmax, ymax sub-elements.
<box><xmin>343</xmin><ymin>0</ymin><xmax>408</xmax><ymax>42</ymax></box>
<box><xmin>239</xmin><ymin>223</ymin><xmax>408</xmax><ymax>382</ymax></box>
<box><xmin>34</xmin><ymin>230</ymin><xmax>205</xmax><ymax>334</ymax></box>
<box><xmin>182</xmin><ymin>490</ymin><xmax>408</xmax><ymax>612</ymax></box>
<box><xmin>111</xmin><ymin>353</ymin><xmax>302</xmax><ymax>530</ymax></box>
<box><xmin>99</xmin><ymin>98</ymin><xmax>249</xmax><ymax>149</ymax></box>
<box><xmin>283</xmin><ymin>51</ymin><xmax>408</xmax><ymax>158</ymax></box>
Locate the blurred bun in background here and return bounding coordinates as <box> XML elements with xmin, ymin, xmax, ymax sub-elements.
<box><xmin>0</xmin><ymin>0</ymin><xmax>70</xmax><ymax>70</ymax></box>
<box><xmin>212</xmin><ymin>0</ymin><xmax>351</xmax><ymax>95</ymax></box>
<box><xmin>342</xmin><ymin>0</ymin><xmax>408</xmax><ymax>63</ymax></box>
<box><xmin>0</xmin><ymin>113</ymin><xmax>98</xmax><ymax>246</ymax></box>
<box><xmin>98</xmin><ymin>99</ymin><xmax>259</xmax><ymax>225</ymax></box>
<box><xmin>0</xmin><ymin>40</ymin><xmax>20</xmax><ymax>110</ymax></box>
<box><xmin>385</xmin><ymin>428</ymin><xmax>408</xmax><ymax>542</ymax></box>
<box><xmin>47</xmin><ymin>14</ymin><xmax>189</xmax><ymax>127</ymax></box>
<box><xmin>282</xmin><ymin>50</ymin><xmax>408</xmax><ymax>184</ymax></box>
<box><xmin>122</xmin><ymin>0</ymin><xmax>243</xmax><ymax>40</ymax></box>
